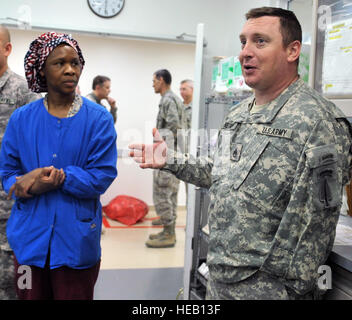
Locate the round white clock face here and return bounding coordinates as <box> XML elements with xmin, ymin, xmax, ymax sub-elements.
<box><xmin>88</xmin><ymin>0</ymin><xmax>125</xmax><ymax>18</ymax></box>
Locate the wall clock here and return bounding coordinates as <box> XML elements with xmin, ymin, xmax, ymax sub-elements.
<box><xmin>88</xmin><ymin>0</ymin><xmax>125</xmax><ymax>18</ymax></box>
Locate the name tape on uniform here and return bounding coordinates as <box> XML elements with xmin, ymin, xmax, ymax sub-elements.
<box><xmin>257</xmin><ymin>125</ymin><xmax>292</xmax><ymax>140</ymax></box>
<box><xmin>0</xmin><ymin>98</ymin><xmax>15</xmax><ymax>105</ymax></box>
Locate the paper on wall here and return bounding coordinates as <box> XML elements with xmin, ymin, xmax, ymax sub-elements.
<box><xmin>322</xmin><ymin>19</ymin><xmax>352</xmax><ymax>96</ymax></box>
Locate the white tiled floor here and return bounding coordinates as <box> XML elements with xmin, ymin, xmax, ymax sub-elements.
<box><xmin>100</xmin><ymin>207</ymin><xmax>187</xmax><ymax>270</ymax></box>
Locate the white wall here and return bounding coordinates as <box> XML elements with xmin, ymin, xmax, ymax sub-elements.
<box><xmin>290</xmin><ymin>0</ymin><xmax>313</xmax><ymax>40</ymax></box>
<box><xmin>2</xmin><ymin>0</ymin><xmax>270</xmax><ymax>54</ymax></box>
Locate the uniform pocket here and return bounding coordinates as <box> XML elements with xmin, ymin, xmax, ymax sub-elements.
<box><xmin>155</xmin><ymin>170</ymin><xmax>173</xmax><ymax>187</ymax></box>
<box><xmin>76</xmin><ymin>199</ymin><xmax>97</xmax><ymax>222</ymax></box>
<box><xmin>232</xmin><ymin>135</ymin><xmax>270</xmax><ymax>190</ymax></box>
<box><xmin>235</xmin><ymin>135</ymin><xmax>298</xmax><ymax>210</ymax></box>
<box><xmin>76</xmin><ymin>215</ymin><xmax>101</xmax><ymax>267</ymax></box>
<box><xmin>305</xmin><ymin>144</ymin><xmax>340</xmax><ymax>209</ymax></box>
<box><xmin>6</xmin><ymin>203</ymin><xmax>31</xmax><ymax>257</ymax></box>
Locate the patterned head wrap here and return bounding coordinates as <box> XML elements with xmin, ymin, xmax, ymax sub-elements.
<box><xmin>24</xmin><ymin>32</ymin><xmax>85</xmax><ymax>93</ymax></box>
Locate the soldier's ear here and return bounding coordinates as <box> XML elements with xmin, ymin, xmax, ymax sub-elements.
<box><xmin>3</xmin><ymin>42</ymin><xmax>12</xmax><ymax>57</ymax></box>
<box><xmin>286</xmin><ymin>40</ymin><xmax>301</xmax><ymax>64</ymax></box>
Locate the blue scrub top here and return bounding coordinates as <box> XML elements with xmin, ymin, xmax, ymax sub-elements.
<box><xmin>0</xmin><ymin>97</ymin><xmax>117</xmax><ymax>269</ymax></box>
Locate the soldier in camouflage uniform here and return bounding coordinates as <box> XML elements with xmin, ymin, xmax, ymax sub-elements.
<box><xmin>179</xmin><ymin>79</ymin><xmax>193</xmax><ymax>199</ymax></box>
<box><xmin>180</xmin><ymin>79</ymin><xmax>193</xmax><ymax>131</ymax></box>
<box><xmin>86</xmin><ymin>75</ymin><xmax>117</xmax><ymax>124</ymax></box>
<box><xmin>130</xmin><ymin>8</ymin><xmax>352</xmax><ymax>299</ymax></box>
<box><xmin>0</xmin><ymin>26</ymin><xmax>41</xmax><ymax>300</ymax></box>
<box><xmin>146</xmin><ymin>69</ymin><xmax>185</xmax><ymax>248</ymax></box>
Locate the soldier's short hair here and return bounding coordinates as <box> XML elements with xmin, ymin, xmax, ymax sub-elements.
<box><xmin>180</xmin><ymin>79</ymin><xmax>194</xmax><ymax>88</ymax></box>
<box><xmin>154</xmin><ymin>69</ymin><xmax>172</xmax><ymax>85</ymax></box>
<box><xmin>245</xmin><ymin>7</ymin><xmax>302</xmax><ymax>48</ymax></box>
<box><xmin>0</xmin><ymin>25</ymin><xmax>11</xmax><ymax>45</ymax></box>
<box><xmin>92</xmin><ymin>75</ymin><xmax>110</xmax><ymax>90</ymax></box>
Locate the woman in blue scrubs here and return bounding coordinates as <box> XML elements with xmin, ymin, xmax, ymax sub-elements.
<box><xmin>0</xmin><ymin>32</ymin><xmax>117</xmax><ymax>300</ymax></box>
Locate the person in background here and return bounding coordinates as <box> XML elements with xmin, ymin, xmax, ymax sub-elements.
<box><xmin>146</xmin><ymin>69</ymin><xmax>185</xmax><ymax>248</ymax></box>
<box><xmin>179</xmin><ymin>79</ymin><xmax>193</xmax><ymax>204</ymax></box>
<box><xmin>179</xmin><ymin>79</ymin><xmax>193</xmax><ymax>131</ymax></box>
<box><xmin>86</xmin><ymin>75</ymin><xmax>117</xmax><ymax>123</ymax></box>
<box><xmin>0</xmin><ymin>25</ymin><xmax>41</xmax><ymax>300</ymax></box>
<box><xmin>129</xmin><ymin>7</ymin><xmax>352</xmax><ymax>299</ymax></box>
<box><xmin>0</xmin><ymin>32</ymin><xmax>117</xmax><ymax>300</ymax></box>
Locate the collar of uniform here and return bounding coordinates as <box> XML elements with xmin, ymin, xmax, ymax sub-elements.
<box><xmin>162</xmin><ymin>89</ymin><xmax>173</xmax><ymax>98</ymax></box>
<box><xmin>224</xmin><ymin>96</ymin><xmax>254</xmax><ymax>126</ymax></box>
<box><xmin>184</xmin><ymin>102</ymin><xmax>192</xmax><ymax>109</ymax></box>
<box><xmin>159</xmin><ymin>89</ymin><xmax>174</xmax><ymax>105</ymax></box>
<box><xmin>91</xmin><ymin>92</ymin><xmax>101</xmax><ymax>104</ymax></box>
<box><xmin>0</xmin><ymin>68</ymin><xmax>11</xmax><ymax>90</ymax></box>
<box><xmin>229</xmin><ymin>77</ymin><xmax>304</xmax><ymax>124</ymax></box>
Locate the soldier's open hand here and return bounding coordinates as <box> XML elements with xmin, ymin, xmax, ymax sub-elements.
<box><xmin>129</xmin><ymin>128</ymin><xmax>167</xmax><ymax>169</ymax></box>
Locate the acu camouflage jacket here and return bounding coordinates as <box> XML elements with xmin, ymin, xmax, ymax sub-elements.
<box><xmin>0</xmin><ymin>68</ymin><xmax>41</xmax><ymax>224</ymax></box>
<box><xmin>164</xmin><ymin>78</ymin><xmax>352</xmax><ymax>295</ymax></box>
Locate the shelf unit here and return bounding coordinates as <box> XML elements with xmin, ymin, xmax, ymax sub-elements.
<box><xmin>188</xmin><ymin>92</ymin><xmax>251</xmax><ymax>300</ymax></box>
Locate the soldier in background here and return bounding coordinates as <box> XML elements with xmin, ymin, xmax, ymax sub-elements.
<box><xmin>179</xmin><ymin>79</ymin><xmax>193</xmax><ymax>202</ymax></box>
<box><xmin>146</xmin><ymin>69</ymin><xmax>185</xmax><ymax>248</ymax></box>
<box><xmin>0</xmin><ymin>25</ymin><xmax>41</xmax><ymax>300</ymax></box>
<box><xmin>179</xmin><ymin>79</ymin><xmax>193</xmax><ymax>132</ymax></box>
<box><xmin>86</xmin><ymin>75</ymin><xmax>117</xmax><ymax>124</ymax></box>
<box><xmin>130</xmin><ymin>7</ymin><xmax>352</xmax><ymax>299</ymax></box>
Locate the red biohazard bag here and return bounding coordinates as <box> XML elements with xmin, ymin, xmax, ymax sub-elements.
<box><xmin>103</xmin><ymin>195</ymin><xmax>149</xmax><ymax>226</ymax></box>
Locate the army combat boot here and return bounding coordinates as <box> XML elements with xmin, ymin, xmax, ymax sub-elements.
<box><xmin>145</xmin><ymin>223</ymin><xmax>176</xmax><ymax>248</ymax></box>
<box><xmin>149</xmin><ymin>218</ymin><xmax>167</xmax><ymax>240</ymax></box>
<box><xmin>148</xmin><ymin>228</ymin><xmax>165</xmax><ymax>240</ymax></box>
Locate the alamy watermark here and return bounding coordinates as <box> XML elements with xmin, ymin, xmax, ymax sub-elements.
<box><xmin>17</xmin><ymin>264</ymin><xmax>32</xmax><ymax>290</ymax></box>
<box><xmin>127</xmin><ymin>127</ymin><xmax>224</xmax><ymax>166</ymax></box>
<box><xmin>317</xmin><ymin>5</ymin><xmax>332</xmax><ymax>31</ymax></box>
<box><xmin>317</xmin><ymin>265</ymin><xmax>332</xmax><ymax>290</ymax></box>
